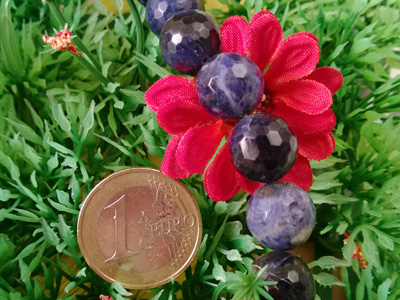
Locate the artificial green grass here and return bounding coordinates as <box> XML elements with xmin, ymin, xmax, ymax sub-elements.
<box><xmin>0</xmin><ymin>0</ymin><xmax>399</xmax><ymax>299</ymax></box>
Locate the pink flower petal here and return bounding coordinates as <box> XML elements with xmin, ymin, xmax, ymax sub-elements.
<box><xmin>303</xmin><ymin>32</ymin><xmax>319</xmax><ymax>43</ymax></box>
<box><xmin>177</xmin><ymin>121</ymin><xmax>225</xmax><ymax>174</ymax></box>
<box><xmin>161</xmin><ymin>134</ymin><xmax>190</xmax><ymax>178</ymax></box>
<box><xmin>248</xmin><ymin>10</ymin><xmax>282</xmax><ymax>73</ymax></box>
<box><xmin>157</xmin><ymin>97</ymin><xmax>214</xmax><ymax>134</ymax></box>
<box><xmin>273</xmin><ymin>79</ymin><xmax>332</xmax><ymax>115</ymax></box>
<box><xmin>272</xmin><ymin>102</ymin><xmax>336</xmax><ymax>134</ymax></box>
<box><xmin>279</xmin><ymin>154</ymin><xmax>312</xmax><ymax>191</ymax></box>
<box><xmin>264</xmin><ymin>32</ymin><xmax>320</xmax><ymax>91</ymax></box>
<box><xmin>204</xmin><ymin>144</ymin><xmax>240</xmax><ymax>201</ymax></box>
<box><xmin>297</xmin><ymin>131</ymin><xmax>335</xmax><ymax>161</ymax></box>
<box><xmin>145</xmin><ymin>75</ymin><xmax>198</xmax><ymax>112</ymax></box>
<box><xmin>221</xmin><ymin>16</ymin><xmax>250</xmax><ymax>55</ymax></box>
<box><xmin>237</xmin><ymin>172</ymin><xmax>263</xmax><ymax>194</ymax></box>
<box><xmin>250</xmin><ymin>10</ymin><xmax>274</xmax><ymax>23</ymax></box>
<box><xmin>304</xmin><ymin>67</ymin><xmax>344</xmax><ymax>95</ymax></box>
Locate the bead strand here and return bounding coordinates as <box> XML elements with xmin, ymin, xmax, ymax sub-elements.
<box><xmin>139</xmin><ymin>1</ymin><xmax>317</xmax><ymax>297</ymax></box>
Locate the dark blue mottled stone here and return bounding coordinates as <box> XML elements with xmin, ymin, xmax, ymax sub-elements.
<box><xmin>247</xmin><ymin>182</ymin><xmax>316</xmax><ymax>251</ymax></box>
<box><xmin>253</xmin><ymin>251</ymin><xmax>315</xmax><ymax>300</ymax></box>
<box><xmin>228</xmin><ymin>113</ymin><xmax>298</xmax><ymax>183</ymax></box>
<box><xmin>160</xmin><ymin>10</ymin><xmax>221</xmax><ymax>75</ymax></box>
<box><xmin>146</xmin><ymin>0</ymin><xmax>204</xmax><ymax>36</ymax></box>
<box><xmin>196</xmin><ymin>53</ymin><xmax>264</xmax><ymax>119</ymax></box>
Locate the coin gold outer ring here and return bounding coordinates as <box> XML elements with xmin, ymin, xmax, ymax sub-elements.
<box><xmin>77</xmin><ymin>168</ymin><xmax>202</xmax><ymax>290</ymax></box>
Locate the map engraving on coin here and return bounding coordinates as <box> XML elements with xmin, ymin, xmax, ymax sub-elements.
<box><xmin>77</xmin><ymin>168</ymin><xmax>202</xmax><ymax>289</ymax></box>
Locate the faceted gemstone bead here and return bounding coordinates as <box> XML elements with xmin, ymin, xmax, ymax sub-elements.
<box><xmin>196</xmin><ymin>53</ymin><xmax>264</xmax><ymax>119</ymax></box>
<box><xmin>228</xmin><ymin>113</ymin><xmax>298</xmax><ymax>183</ymax></box>
<box><xmin>146</xmin><ymin>0</ymin><xmax>204</xmax><ymax>36</ymax></box>
<box><xmin>253</xmin><ymin>251</ymin><xmax>315</xmax><ymax>300</ymax></box>
<box><xmin>247</xmin><ymin>182</ymin><xmax>316</xmax><ymax>251</ymax></box>
<box><xmin>160</xmin><ymin>10</ymin><xmax>221</xmax><ymax>75</ymax></box>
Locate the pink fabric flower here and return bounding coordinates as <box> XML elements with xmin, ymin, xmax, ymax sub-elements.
<box><xmin>145</xmin><ymin>10</ymin><xmax>343</xmax><ymax>201</ymax></box>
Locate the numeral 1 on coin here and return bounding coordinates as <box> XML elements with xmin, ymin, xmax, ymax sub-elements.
<box><xmin>104</xmin><ymin>195</ymin><xmax>139</xmax><ymax>262</ymax></box>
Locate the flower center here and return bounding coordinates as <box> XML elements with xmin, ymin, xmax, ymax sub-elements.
<box><xmin>255</xmin><ymin>93</ymin><xmax>274</xmax><ymax>114</ymax></box>
<box><xmin>217</xmin><ymin>93</ymin><xmax>275</xmax><ymax>138</ymax></box>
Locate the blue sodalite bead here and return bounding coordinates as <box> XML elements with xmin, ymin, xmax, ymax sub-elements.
<box><xmin>253</xmin><ymin>251</ymin><xmax>315</xmax><ymax>300</ymax></box>
<box><xmin>247</xmin><ymin>182</ymin><xmax>316</xmax><ymax>251</ymax></box>
<box><xmin>196</xmin><ymin>53</ymin><xmax>264</xmax><ymax>119</ymax></box>
<box><xmin>160</xmin><ymin>10</ymin><xmax>221</xmax><ymax>75</ymax></box>
<box><xmin>228</xmin><ymin>113</ymin><xmax>297</xmax><ymax>183</ymax></box>
<box><xmin>146</xmin><ymin>0</ymin><xmax>204</xmax><ymax>36</ymax></box>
